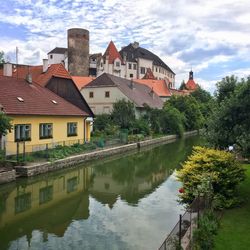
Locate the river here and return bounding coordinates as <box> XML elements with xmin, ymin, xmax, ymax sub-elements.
<box><xmin>0</xmin><ymin>135</ymin><xmax>203</xmax><ymax>250</ymax></box>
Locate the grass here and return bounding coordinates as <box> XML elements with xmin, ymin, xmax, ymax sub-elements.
<box><xmin>214</xmin><ymin>163</ymin><xmax>250</xmax><ymax>250</ymax></box>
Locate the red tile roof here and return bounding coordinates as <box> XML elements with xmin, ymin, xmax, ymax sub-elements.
<box><xmin>33</xmin><ymin>64</ymin><xmax>71</xmax><ymax>86</ymax></box>
<box><xmin>169</xmin><ymin>88</ymin><xmax>190</xmax><ymax>96</ymax></box>
<box><xmin>0</xmin><ymin>76</ymin><xmax>88</xmax><ymax>116</ymax></box>
<box><xmin>142</xmin><ymin>68</ymin><xmax>156</xmax><ymax>80</ymax></box>
<box><xmin>103</xmin><ymin>41</ymin><xmax>123</xmax><ymax>64</ymax></box>
<box><xmin>185</xmin><ymin>79</ymin><xmax>197</xmax><ymax>90</ymax></box>
<box><xmin>72</xmin><ymin>76</ymin><xmax>95</xmax><ymax>90</ymax></box>
<box><xmin>134</xmin><ymin>79</ymin><xmax>171</xmax><ymax>97</ymax></box>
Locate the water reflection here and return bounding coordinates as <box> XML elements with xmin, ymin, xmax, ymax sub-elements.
<box><xmin>0</xmin><ymin>136</ymin><xmax>203</xmax><ymax>250</ymax></box>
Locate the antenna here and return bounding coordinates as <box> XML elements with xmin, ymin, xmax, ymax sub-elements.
<box><xmin>16</xmin><ymin>46</ymin><xmax>18</xmax><ymax>79</ymax></box>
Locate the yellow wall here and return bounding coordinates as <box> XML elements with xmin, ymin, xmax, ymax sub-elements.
<box><xmin>85</xmin><ymin>121</ymin><xmax>91</xmax><ymax>142</ymax></box>
<box><xmin>5</xmin><ymin>115</ymin><xmax>86</xmax><ymax>155</ymax></box>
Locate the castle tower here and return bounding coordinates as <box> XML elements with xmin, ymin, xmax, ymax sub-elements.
<box><xmin>67</xmin><ymin>28</ymin><xmax>89</xmax><ymax>76</ymax></box>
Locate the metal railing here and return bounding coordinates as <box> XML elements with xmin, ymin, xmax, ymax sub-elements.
<box><xmin>159</xmin><ymin>196</ymin><xmax>208</xmax><ymax>250</ymax></box>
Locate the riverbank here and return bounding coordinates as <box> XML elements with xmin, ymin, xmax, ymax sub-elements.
<box><xmin>0</xmin><ymin>130</ymin><xmax>198</xmax><ymax>183</ymax></box>
<box><xmin>214</xmin><ymin>163</ymin><xmax>250</xmax><ymax>250</ymax></box>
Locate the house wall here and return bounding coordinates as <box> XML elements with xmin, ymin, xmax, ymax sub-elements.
<box><xmin>81</xmin><ymin>86</ymin><xmax>129</xmax><ymax>115</ymax></box>
<box><xmin>48</xmin><ymin>53</ymin><xmax>66</xmax><ymax>65</ymax></box>
<box><xmin>5</xmin><ymin>115</ymin><xmax>85</xmax><ymax>155</ymax></box>
<box><xmin>138</xmin><ymin>58</ymin><xmax>153</xmax><ymax>79</ymax></box>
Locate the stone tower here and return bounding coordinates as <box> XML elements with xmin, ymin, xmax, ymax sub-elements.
<box><xmin>67</xmin><ymin>28</ymin><xmax>89</xmax><ymax>76</ymax></box>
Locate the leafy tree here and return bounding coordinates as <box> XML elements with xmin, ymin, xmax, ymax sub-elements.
<box><xmin>179</xmin><ymin>80</ymin><xmax>187</xmax><ymax>90</ymax></box>
<box><xmin>177</xmin><ymin>146</ymin><xmax>245</xmax><ymax>208</ymax></box>
<box><xmin>93</xmin><ymin>114</ymin><xmax>112</xmax><ymax>131</ymax></box>
<box><xmin>0</xmin><ymin>112</ymin><xmax>12</xmax><ymax>148</ymax></box>
<box><xmin>0</xmin><ymin>51</ymin><xmax>5</xmax><ymax>65</ymax></box>
<box><xmin>111</xmin><ymin>99</ymin><xmax>136</xmax><ymax>129</ymax></box>
<box><xmin>132</xmin><ymin>118</ymin><xmax>150</xmax><ymax>136</ymax></box>
<box><xmin>167</xmin><ymin>95</ymin><xmax>204</xmax><ymax>130</ymax></box>
<box><xmin>206</xmin><ymin>76</ymin><xmax>250</xmax><ymax>157</ymax></box>
<box><xmin>215</xmin><ymin>75</ymin><xmax>237</xmax><ymax>103</ymax></box>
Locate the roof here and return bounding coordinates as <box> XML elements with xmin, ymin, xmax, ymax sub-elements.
<box><xmin>48</xmin><ymin>47</ymin><xmax>68</xmax><ymax>54</ymax></box>
<box><xmin>33</xmin><ymin>63</ymin><xmax>71</xmax><ymax>86</ymax></box>
<box><xmin>85</xmin><ymin>73</ymin><xmax>163</xmax><ymax>109</ymax></box>
<box><xmin>169</xmin><ymin>88</ymin><xmax>190</xmax><ymax>96</ymax></box>
<box><xmin>0</xmin><ymin>76</ymin><xmax>88</xmax><ymax>116</ymax></box>
<box><xmin>185</xmin><ymin>79</ymin><xmax>197</xmax><ymax>90</ymax></box>
<box><xmin>103</xmin><ymin>41</ymin><xmax>123</xmax><ymax>64</ymax></box>
<box><xmin>134</xmin><ymin>79</ymin><xmax>171</xmax><ymax>97</ymax></box>
<box><xmin>72</xmin><ymin>76</ymin><xmax>95</xmax><ymax>90</ymax></box>
<box><xmin>142</xmin><ymin>68</ymin><xmax>156</xmax><ymax>80</ymax></box>
<box><xmin>120</xmin><ymin>43</ymin><xmax>175</xmax><ymax>74</ymax></box>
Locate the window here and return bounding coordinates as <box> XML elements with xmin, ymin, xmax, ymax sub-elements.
<box><xmin>89</xmin><ymin>91</ymin><xmax>94</xmax><ymax>98</ymax></box>
<box><xmin>105</xmin><ymin>91</ymin><xmax>110</xmax><ymax>98</ymax></box>
<box><xmin>39</xmin><ymin>186</ymin><xmax>53</xmax><ymax>205</ymax></box>
<box><xmin>130</xmin><ymin>73</ymin><xmax>133</xmax><ymax>78</ymax></box>
<box><xmin>67</xmin><ymin>177</ymin><xmax>78</xmax><ymax>193</ymax></box>
<box><xmin>50</xmin><ymin>54</ymin><xmax>53</xmax><ymax>59</ymax></box>
<box><xmin>133</xmin><ymin>64</ymin><xmax>137</xmax><ymax>70</ymax></box>
<box><xmin>39</xmin><ymin>123</ymin><xmax>53</xmax><ymax>139</ymax></box>
<box><xmin>67</xmin><ymin>122</ymin><xmax>77</xmax><ymax>137</ymax></box>
<box><xmin>15</xmin><ymin>193</ymin><xmax>31</xmax><ymax>214</ymax></box>
<box><xmin>140</xmin><ymin>67</ymin><xmax>146</xmax><ymax>74</ymax></box>
<box><xmin>115</xmin><ymin>61</ymin><xmax>120</xmax><ymax>67</ymax></box>
<box><xmin>128</xmin><ymin>63</ymin><xmax>132</xmax><ymax>69</ymax></box>
<box><xmin>156</xmin><ymin>67</ymin><xmax>158</xmax><ymax>72</ymax></box>
<box><xmin>14</xmin><ymin>124</ymin><xmax>31</xmax><ymax>142</ymax></box>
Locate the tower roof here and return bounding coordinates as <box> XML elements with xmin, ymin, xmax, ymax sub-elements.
<box><xmin>103</xmin><ymin>41</ymin><xmax>123</xmax><ymax>64</ymax></box>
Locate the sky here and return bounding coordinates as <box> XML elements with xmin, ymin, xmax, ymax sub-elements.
<box><xmin>0</xmin><ymin>0</ymin><xmax>250</xmax><ymax>93</ymax></box>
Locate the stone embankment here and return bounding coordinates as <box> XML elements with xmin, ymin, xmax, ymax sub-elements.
<box><xmin>0</xmin><ymin>130</ymin><xmax>198</xmax><ymax>182</ymax></box>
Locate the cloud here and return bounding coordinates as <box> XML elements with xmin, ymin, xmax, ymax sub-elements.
<box><xmin>0</xmin><ymin>0</ymin><xmax>250</xmax><ymax>93</ymax></box>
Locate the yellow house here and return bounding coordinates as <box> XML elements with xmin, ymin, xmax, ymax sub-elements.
<box><xmin>0</xmin><ymin>76</ymin><xmax>92</xmax><ymax>155</ymax></box>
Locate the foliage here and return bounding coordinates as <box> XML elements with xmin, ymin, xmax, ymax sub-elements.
<box><xmin>167</xmin><ymin>95</ymin><xmax>204</xmax><ymax>130</ymax></box>
<box><xmin>206</xmin><ymin>76</ymin><xmax>250</xmax><ymax>157</ymax></box>
<box><xmin>128</xmin><ymin>134</ymin><xmax>145</xmax><ymax>143</ymax></box>
<box><xmin>177</xmin><ymin>146</ymin><xmax>245</xmax><ymax>208</ymax></box>
<box><xmin>0</xmin><ymin>51</ymin><xmax>4</xmax><ymax>65</ymax></box>
<box><xmin>0</xmin><ymin>112</ymin><xmax>12</xmax><ymax>137</ymax></box>
<box><xmin>131</xmin><ymin>118</ymin><xmax>150</xmax><ymax>136</ymax></box>
<box><xmin>193</xmin><ymin>210</ymin><xmax>219</xmax><ymax>250</ymax></box>
<box><xmin>179</xmin><ymin>80</ymin><xmax>187</xmax><ymax>90</ymax></box>
<box><xmin>111</xmin><ymin>99</ymin><xmax>136</xmax><ymax>129</ymax></box>
<box><xmin>215</xmin><ymin>75</ymin><xmax>238</xmax><ymax>103</ymax></box>
<box><xmin>93</xmin><ymin>114</ymin><xmax>113</xmax><ymax>131</ymax></box>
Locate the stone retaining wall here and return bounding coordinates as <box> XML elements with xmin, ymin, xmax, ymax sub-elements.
<box><xmin>15</xmin><ymin>130</ymin><xmax>198</xmax><ymax>177</ymax></box>
<box><xmin>0</xmin><ymin>170</ymin><xmax>16</xmax><ymax>184</ymax></box>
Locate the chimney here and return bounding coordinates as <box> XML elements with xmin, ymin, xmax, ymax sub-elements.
<box><xmin>3</xmin><ymin>63</ymin><xmax>12</xmax><ymax>77</ymax></box>
<box><xmin>130</xmin><ymin>79</ymin><xmax>134</xmax><ymax>89</ymax></box>
<box><xmin>132</xmin><ymin>42</ymin><xmax>139</xmax><ymax>49</ymax></box>
<box><xmin>150</xmin><ymin>87</ymin><xmax>155</xmax><ymax>99</ymax></box>
<box><xmin>43</xmin><ymin>59</ymin><xmax>48</xmax><ymax>72</ymax></box>
<box><xmin>26</xmin><ymin>73</ymin><xmax>32</xmax><ymax>84</ymax></box>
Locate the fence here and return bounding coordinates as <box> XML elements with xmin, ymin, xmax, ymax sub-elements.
<box><xmin>3</xmin><ymin>131</ymin><xmax>129</xmax><ymax>163</ymax></box>
<box><xmin>159</xmin><ymin>196</ymin><xmax>209</xmax><ymax>250</ymax></box>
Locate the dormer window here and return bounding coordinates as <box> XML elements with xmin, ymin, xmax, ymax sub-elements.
<box><xmin>115</xmin><ymin>61</ymin><xmax>120</xmax><ymax>67</ymax></box>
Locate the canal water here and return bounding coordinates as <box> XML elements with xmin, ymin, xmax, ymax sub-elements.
<box><xmin>0</xmin><ymin>136</ymin><xmax>203</xmax><ymax>250</ymax></box>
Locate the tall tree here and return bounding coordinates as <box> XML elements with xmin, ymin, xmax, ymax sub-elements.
<box><xmin>0</xmin><ymin>51</ymin><xmax>5</xmax><ymax>65</ymax></box>
<box><xmin>179</xmin><ymin>80</ymin><xmax>187</xmax><ymax>90</ymax></box>
<box><xmin>0</xmin><ymin>112</ymin><xmax>12</xmax><ymax>149</ymax></box>
<box><xmin>111</xmin><ymin>99</ymin><xmax>136</xmax><ymax>129</ymax></box>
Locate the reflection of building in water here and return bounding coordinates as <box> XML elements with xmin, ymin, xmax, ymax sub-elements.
<box><xmin>0</xmin><ymin>167</ymin><xmax>92</xmax><ymax>248</ymax></box>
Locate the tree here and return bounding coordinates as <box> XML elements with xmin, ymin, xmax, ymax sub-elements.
<box><xmin>0</xmin><ymin>51</ymin><xmax>5</xmax><ymax>65</ymax></box>
<box><xmin>111</xmin><ymin>99</ymin><xmax>136</xmax><ymax>129</ymax></box>
<box><xmin>177</xmin><ymin>146</ymin><xmax>245</xmax><ymax>208</ymax></box>
<box><xmin>215</xmin><ymin>75</ymin><xmax>238</xmax><ymax>103</ymax></box>
<box><xmin>0</xmin><ymin>112</ymin><xmax>12</xmax><ymax>149</ymax></box>
<box><xmin>179</xmin><ymin>80</ymin><xmax>187</xmax><ymax>90</ymax></box>
<box><xmin>206</xmin><ymin>76</ymin><xmax>250</xmax><ymax>157</ymax></box>
<box><xmin>167</xmin><ymin>95</ymin><xmax>204</xmax><ymax>130</ymax></box>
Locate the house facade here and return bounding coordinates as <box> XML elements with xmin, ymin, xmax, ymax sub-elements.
<box><xmin>0</xmin><ymin>76</ymin><xmax>92</xmax><ymax>155</ymax></box>
<box><xmin>97</xmin><ymin>41</ymin><xmax>175</xmax><ymax>86</ymax></box>
<box><xmin>81</xmin><ymin>73</ymin><xmax>163</xmax><ymax>117</ymax></box>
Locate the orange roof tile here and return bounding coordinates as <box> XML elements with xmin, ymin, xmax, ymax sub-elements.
<box><xmin>134</xmin><ymin>79</ymin><xmax>171</xmax><ymax>97</ymax></box>
<box><xmin>72</xmin><ymin>76</ymin><xmax>95</xmax><ymax>90</ymax></box>
<box><xmin>170</xmin><ymin>88</ymin><xmax>190</xmax><ymax>96</ymax></box>
<box><xmin>142</xmin><ymin>68</ymin><xmax>156</xmax><ymax>80</ymax></box>
<box><xmin>185</xmin><ymin>79</ymin><xmax>197</xmax><ymax>90</ymax></box>
<box><xmin>103</xmin><ymin>41</ymin><xmax>123</xmax><ymax>64</ymax></box>
<box><xmin>33</xmin><ymin>63</ymin><xmax>71</xmax><ymax>86</ymax></box>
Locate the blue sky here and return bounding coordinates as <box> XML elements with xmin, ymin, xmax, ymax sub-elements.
<box><xmin>0</xmin><ymin>0</ymin><xmax>250</xmax><ymax>93</ymax></box>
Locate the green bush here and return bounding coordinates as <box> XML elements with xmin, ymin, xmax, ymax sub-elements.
<box><xmin>193</xmin><ymin>210</ymin><xmax>219</xmax><ymax>250</ymax></box>
<box><xmin>177</xmin><ymin>146</ymin><xmax>245</xmax><ymax>208</ymax></box>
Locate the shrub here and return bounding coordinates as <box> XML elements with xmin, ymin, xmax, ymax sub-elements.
<box><xmin>177</xmin><ymin>146</ymin><xmax>245</xmax><ymax>208</ymax></box>
<box><xmin>193</xmin><ymin>210</ymin><xmax>219</xmax><ymax>250</ymax></box>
